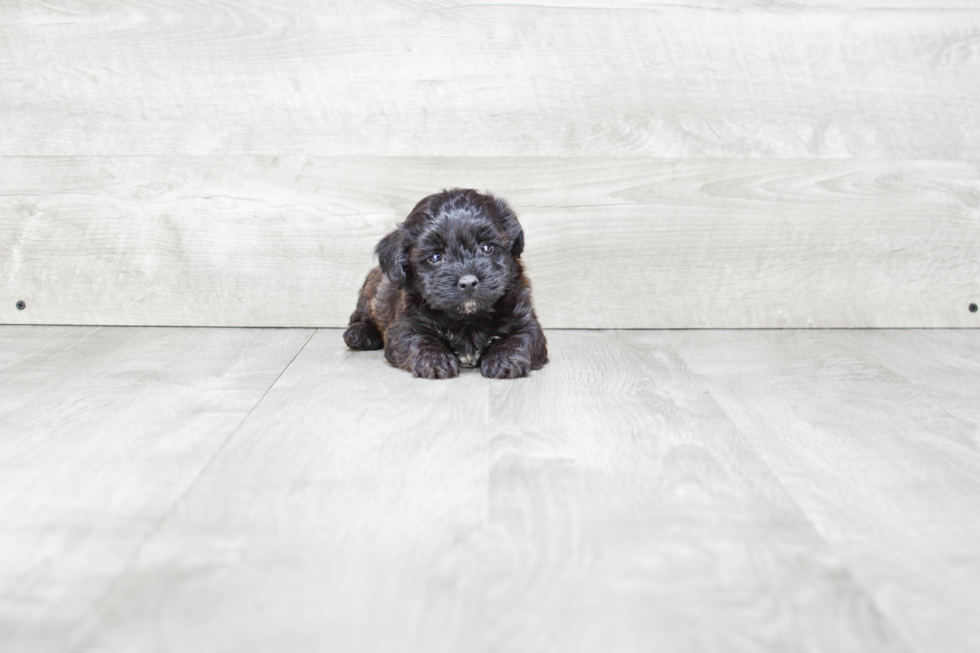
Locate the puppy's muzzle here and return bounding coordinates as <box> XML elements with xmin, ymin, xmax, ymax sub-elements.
<box><xmin>456</xmin><ymin>274</ymin><xmax>481</xmax><ymax>314</ymax></box>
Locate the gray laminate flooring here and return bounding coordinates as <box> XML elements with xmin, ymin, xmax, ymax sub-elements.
<box><xmin>1</xmin><ymin>327</ymin><xmax>978</xmax><ymax>653</ymax></box>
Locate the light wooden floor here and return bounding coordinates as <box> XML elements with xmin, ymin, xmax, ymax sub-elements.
<box><xmin>1</xmin><ymin>326</ymin><xmax>978</xmax><ymax>653</ymax></box>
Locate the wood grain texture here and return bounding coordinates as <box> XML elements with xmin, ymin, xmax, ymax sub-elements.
<box><xmin>62</xmin><ymin>329</ymin><xmax>909</xmax><ymax>653</ymax></box>
<box><xmin>69</xmin><ymin>328</ymin><xmax>492</xmax><ymax>653</ymax></box>
<box><xmin>2</xmin><ymin>1</ymin><xmax>979</xmax><ymax>158</ymax></box>
<box><xmin>5</xmin><ymin>326</ymin><xmax>980</xmax><ymax>652</ymax></box>
<box><xmin>0</xmin><ymin>325</ymin><xmax>312</xmax><ymax>653</ymax></box>
<box><xmin>2</xmin><ymin>157</ymin><xmax>978</xmax><ymax>328</ymax></box>
<box><xmin>483</xmin><ymin>330</ymin><xmax>909</xmax><ymax>653</ymax></box>
<box><xmin>664</xmin><ymin>329</ymin><xmax>980</xmax><ymax>653</ymax></box>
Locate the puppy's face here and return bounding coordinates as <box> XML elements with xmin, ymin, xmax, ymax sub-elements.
<box><xmin>376</xmin><ymin>189</ymin><xmax>525</xmax><ymax>316</ymax></box>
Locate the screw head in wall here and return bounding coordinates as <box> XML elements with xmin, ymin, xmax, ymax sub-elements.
<box><xmin>16</xmin><ymin>300</ymin><xmax>26</xmax><ymax>310</ymax></box>
<box><xmin>971</xmin><ymin>303</ymin><xmax>978</xmax><ymax>313</ymax></box>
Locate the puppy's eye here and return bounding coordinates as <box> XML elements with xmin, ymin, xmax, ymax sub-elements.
<box><xmin>428</xmin><ymin>253</ymin><xmax>443</xmax><ymax>264</ymax></box>
<box><xmin>479</xmin><ymin>243</ymin><xmax>494</xmax><ymax>254</ymax></box>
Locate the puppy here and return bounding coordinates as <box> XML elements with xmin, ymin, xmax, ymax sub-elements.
<box><xmin>343</xmin><ymin>188</ymin><xmax>547</xmax><ymax>379</ymax></box>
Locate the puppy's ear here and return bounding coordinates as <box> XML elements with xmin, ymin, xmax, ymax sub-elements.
<box><xmin>491</xmin><ymin>195</ymin><xmax>525</xmax><ymax>258</ymax></box>
<box><xmin>511</xmin><ymin>229</ymin><xmax>525</xmax><ymax>258</ymax></box>
<box><xmin>375</xmin><ymin>226</ymin><xmax>408</xmax><ymax>288</ymax></box>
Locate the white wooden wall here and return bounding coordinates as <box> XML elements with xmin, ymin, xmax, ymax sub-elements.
<box><xmin>1</xmin><ymin>1</ymin><xmax>978</xmax><ymax>328</ymax></box>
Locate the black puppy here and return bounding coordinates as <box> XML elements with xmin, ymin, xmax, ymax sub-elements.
<box><xmin>343</xmin><ymin>188</ymin><xmax>547</xmax><ymax>379</ymax></box>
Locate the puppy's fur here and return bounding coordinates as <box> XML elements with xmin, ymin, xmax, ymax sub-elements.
<box><xmin>343</xmin><ymin>189</ymin><xmax>547</xmax><ymax>379</ymax></box>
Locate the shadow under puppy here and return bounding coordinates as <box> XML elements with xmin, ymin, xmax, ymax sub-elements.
<box><xmin>344</xmin><ymin>188</ymin><xmax>548</xmax><ymax>379</ymax></box>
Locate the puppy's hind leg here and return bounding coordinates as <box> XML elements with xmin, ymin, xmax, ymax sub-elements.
<box><xmin>344</xmin><ymin>320</ymin><xmax>383</xmax><ymax>350</ymax></box>
<box><xmin>343</xmin><ymin>302</ymin><xmax>383</xmax><ymax>351</ymax></box>
<box><xmin>344</xmin><ymin>268</ymin><xmax>385</xmax><ymax>350</ymax></box>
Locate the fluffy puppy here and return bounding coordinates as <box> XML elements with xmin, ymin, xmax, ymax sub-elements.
<box><xmin>343</xmin><ymin>188</ymin><xmax>547</xmax><ymax>379</ymax></box>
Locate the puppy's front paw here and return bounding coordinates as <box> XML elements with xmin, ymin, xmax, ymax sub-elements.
<box><xmin>480</xmin><ymin>350</ymin><xmax>531</xmax><ymax>379</ymax></box>
<box><xmin>410</xmin><ymin>349</ymin><xmax>461</xmax><ymax>379</ymax></box>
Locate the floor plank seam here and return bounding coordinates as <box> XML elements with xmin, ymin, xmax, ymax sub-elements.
<box><xmin>62</xmin><ymin>327</ymin><xmax>318</xmax><ymax>650</ymax></box>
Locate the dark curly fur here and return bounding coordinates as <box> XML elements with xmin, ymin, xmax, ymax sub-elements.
<box><xmin>344</xmin><ymin>189</ymin><xmax>548</xmax><ymax>379</ymax></box>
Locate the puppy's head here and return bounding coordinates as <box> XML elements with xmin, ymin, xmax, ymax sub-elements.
<box><xmin>376</xmin><ymin>188</ymin><xmax>525</xmax><ymax>316</ymax></box>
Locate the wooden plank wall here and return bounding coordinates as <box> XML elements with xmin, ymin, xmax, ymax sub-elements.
<box><xmin>1</xmin><ymin>0</ymin><xmax>978</xmax><ymax>328</ymax></box>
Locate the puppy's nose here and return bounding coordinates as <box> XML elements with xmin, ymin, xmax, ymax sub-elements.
<box><xmin>457</xmin><ymin>274</ymin><xmax>479</xmax><ymax>292</ymax></box>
